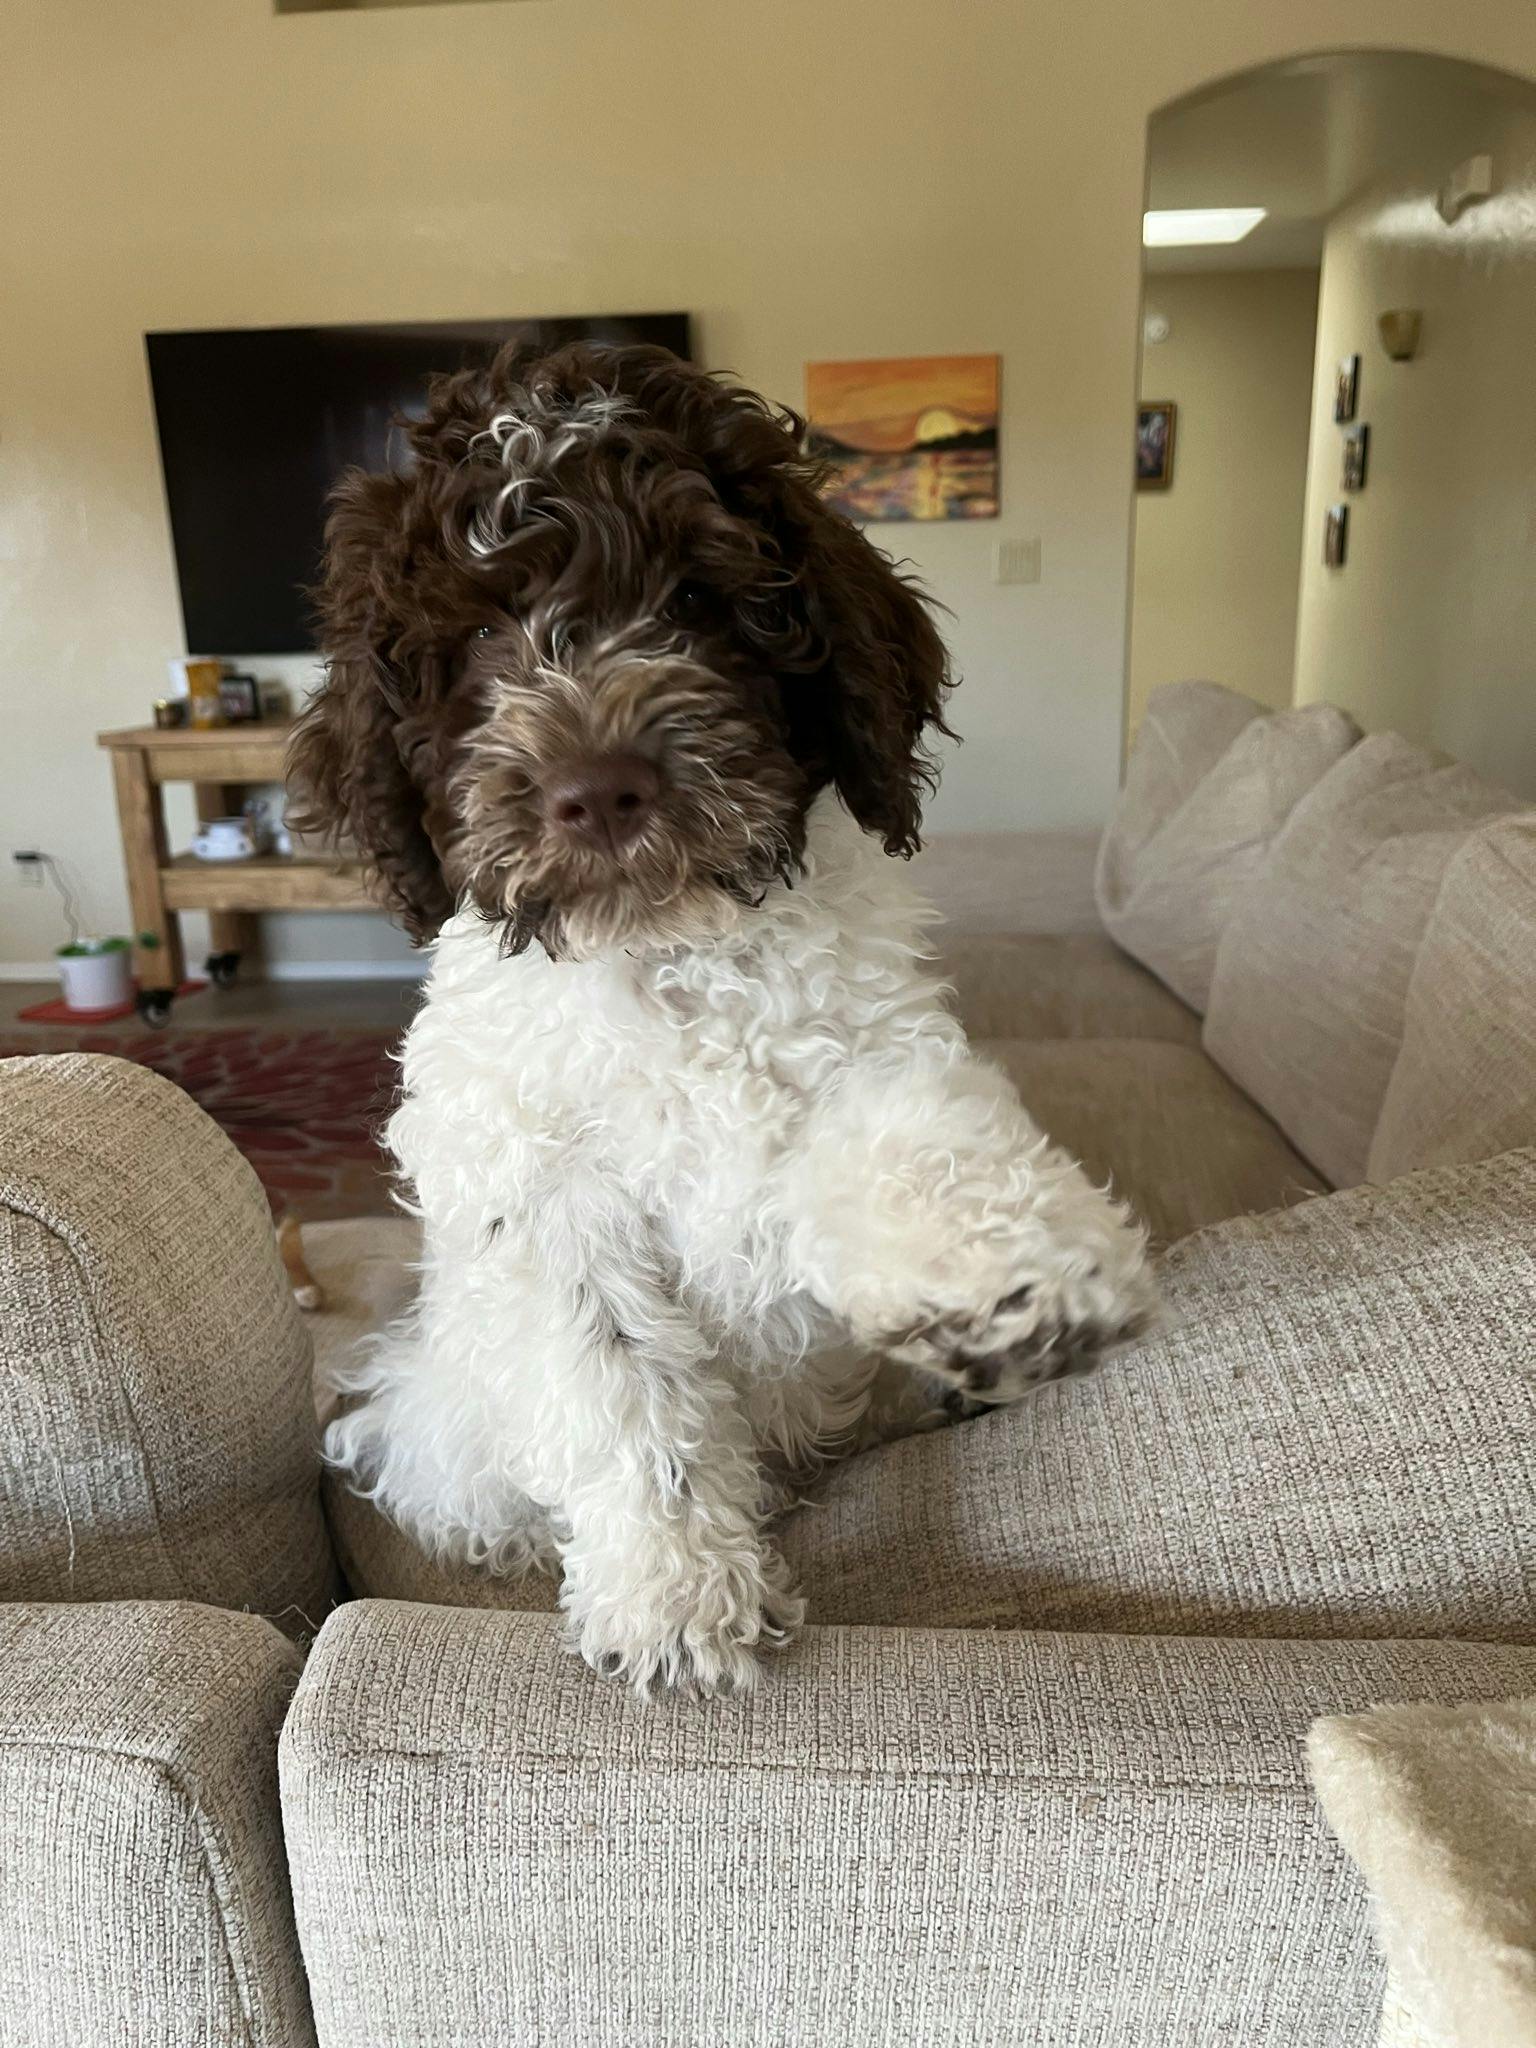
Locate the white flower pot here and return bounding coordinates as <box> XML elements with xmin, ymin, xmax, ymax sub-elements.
<box><xmin>57</xmin><ymin>947</ymin><xmax>133</xmax><ymax>1014</ymax></box>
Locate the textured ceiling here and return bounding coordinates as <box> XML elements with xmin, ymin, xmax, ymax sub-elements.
<box><xmin>1145</xmin><ymin>50</ymin><xmax>1536</xmax><ymax>272</ymax></box>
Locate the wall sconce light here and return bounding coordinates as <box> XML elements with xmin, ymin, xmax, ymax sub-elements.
<box><xmin>1378</xmin><ymin>310</ymin><xmax>1423</xmax><ymax>361</ymax></box>
<box><xmin>1438</xmin><ymin>153</ymin><xmax>1496</xmax><ymax>225</ymax></box>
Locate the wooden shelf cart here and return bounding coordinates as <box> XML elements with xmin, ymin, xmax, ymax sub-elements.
<box><xmin>98</xmin><ymin>723</ymin><xmax>375</xmax><ymax>1024</ymax></box>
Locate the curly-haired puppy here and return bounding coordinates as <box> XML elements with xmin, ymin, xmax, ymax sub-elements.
<box><xmin>292</xmin><ymin>341</ymin><xmax>1154</xmax><ymax>1696</ymax></box>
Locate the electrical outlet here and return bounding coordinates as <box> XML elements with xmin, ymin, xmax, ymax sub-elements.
<box><xmin>994</xmin><ymin>536</ymin><xmax>1042</xmax><ymax>586</ymax></box>
<box><xmin>12</xmin><ymin>849</ymin><xmax>45</xmax><ymax>887</ymax></box>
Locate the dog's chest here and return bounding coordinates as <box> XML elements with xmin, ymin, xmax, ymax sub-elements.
<box><xmin>410</xmin><ymin>916</ymin><xmax>846</xmax><ymax>1181</ymax></box>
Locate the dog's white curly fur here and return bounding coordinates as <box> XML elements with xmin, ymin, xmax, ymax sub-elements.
<box><xmin>324</xmin><ymin>796</ymin><xmax>1154</xmax><ymax>1695</ymax></box>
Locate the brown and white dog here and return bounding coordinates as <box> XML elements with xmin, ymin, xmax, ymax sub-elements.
<box><xmin>292</xmin><ymin>342</ymin><xmax>1153</xmax><ymax>1695</ymax></box>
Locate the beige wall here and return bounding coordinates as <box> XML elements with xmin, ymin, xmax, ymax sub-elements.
<box><xmin>1129</xmin><ymin>268</ymin><xmax>1319</xmax><ymax>732</ymax></box>
<box><xmin>1293</xmin><ymin>92</ymin><xmax>1536</xmax><ymax>795</ymax></box>
<box><xmin>3</xmin><ymin>2</ymin><xmax>1535</xmax><ymax>972</ymax></box>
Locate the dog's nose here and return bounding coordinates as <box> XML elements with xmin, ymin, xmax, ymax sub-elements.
<box><xmin>544</xmin><ymin>752</ymin><xmax>662</xmax><ymax>855</ymax></box>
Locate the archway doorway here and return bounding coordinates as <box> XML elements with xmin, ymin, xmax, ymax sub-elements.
<box><xmin>1128</xmin><ymin>51</ymin><xmax>1536</xmax><ymax>797</ymax></box>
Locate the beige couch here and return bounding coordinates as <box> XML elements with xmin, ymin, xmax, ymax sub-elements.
<box><xmin>3</xmin><ymin>681</ymin><xmax>1534</xmax><ymax>2047</ymax></box>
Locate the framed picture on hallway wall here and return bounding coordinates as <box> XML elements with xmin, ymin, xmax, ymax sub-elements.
<box><xmin>1342</xmin><ymin>424</ymin><xmax>1370</xmax><ymax>491</ymax></box>
<box><xmin>1324</xmin><ymin>502</ymin><xmax>1349</xmax><ymax>568</ymax></box>
<box><xmin>1136</xmin><ymin>401</ymin><xmax>1176</xmax><ymax>489</ymax></box>
<box><xmin>1334</xmin><ymin>353</ymin><xmax>1361</xmax><ymax>424</ymax></box>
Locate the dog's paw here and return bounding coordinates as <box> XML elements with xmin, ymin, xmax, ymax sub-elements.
<box><xmin>891</xmin><ymin>1239</ymin><xmax>1158</xmax><ymax>1405</ymax></box>
<box><xmin>572</xmin><ymin>1553</ymin><xmax>804</xmax><ymax>1700</ymax></box>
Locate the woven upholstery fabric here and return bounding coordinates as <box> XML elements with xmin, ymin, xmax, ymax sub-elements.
<box><xmin>911</xmin><ymin>827</ymin><xmax>1102</xmax><ymax>936</ymax></box>
<box><xmin>301</xmin><ymin>1216</ymin><xmax>559</xmax><ymax>1607</ymax></box>
<box><xmin>1310</xmin><ymin>1697</ymin><xmax>1536</xmax><ymax>2048</ymax></box>
<box><xmin>780</xmin><ymin>1151</ymin><xmax>1536</xmax><ymax>1641</ymax></box>
<box><xmin>1203</xmin><ymin>736</ymin><xmax>1521</xmax><ymax>1187</ymax></box>
<box><xmin>303</xmin><ymin>1215</ymin><xmax>422</xmax><ymax>1423</ymax></box>
<box><xmin>281</xmin><ymin>1601</ymin><xmax>1536</xmax><ymax>2048</ymax></box>
<box><xmin>325</xmin><ymin>1467</ymin><xmax>561</xmax><ymax>1611</ymax></box>
<box><xmin>0</xmin><ymin>1600</ymin><xmax>312</xmax><ymax>2047</ymax></box>
<box><xmin>1096</xmin><ymin>683</ymin><xmax>1359</xmax><ymax>1013</ymax></box>
<box><xmin>985</xmin><ymin>1036</ymin><xmax>1327</xmax><ymax>1246</ymax></box>
<box><xmin>0</xmin><ymin>1053</ymin><xmax>336</xmax><ymax>1637</ymax></box>
<box><xmin>1370</xmin><ymin>816</ymin><xmax>1536</xmax><ymax>1182</ymax></box>
<box><xmin>940</xmin><ymin>933</ymin><xmax>1201</xmax><ymax>1045</ymax></box>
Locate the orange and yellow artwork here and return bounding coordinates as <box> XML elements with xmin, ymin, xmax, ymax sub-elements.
<box><xmin>805</xmin><ymin>354</ymin><xmax>999</xmax><ymax>522</ymax></box>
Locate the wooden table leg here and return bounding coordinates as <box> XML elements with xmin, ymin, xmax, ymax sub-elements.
<box><xmin>194</xmin><ymin>781</ymin><xmax>257</xmax><ymax>969</ymax></box>
<box><xmin>110</xmin><ymin>746</ymin><xmax>185</xmax><ymax>992</ymax></box>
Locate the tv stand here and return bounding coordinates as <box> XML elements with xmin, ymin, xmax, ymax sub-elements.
<box><xmin>97</xmin><ymin>723</ymin><xmax>376</xmax><ymax>1025</ymax></box>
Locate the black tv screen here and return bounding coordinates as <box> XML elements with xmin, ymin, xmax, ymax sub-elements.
<box><xmin>146</xmin><ymin>313</ymin><xmax>691</xmax><ymax>656</ymax></box>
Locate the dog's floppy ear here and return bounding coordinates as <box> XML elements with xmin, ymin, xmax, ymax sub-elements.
<box><xmin>792</xmin><ymin>503</ymin><xmax>953</xmax><ymax>855</ymax></box>
<box><xmin>287</xmin><ymin>470</ymin><xmax>459</xmax><ymax>943</ymax></box>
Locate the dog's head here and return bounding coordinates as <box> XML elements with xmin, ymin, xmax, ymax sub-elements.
<box><xmin>289</xmin><ymin>341</ymin><xmax>953</xmax><ymax>959</ymax></box>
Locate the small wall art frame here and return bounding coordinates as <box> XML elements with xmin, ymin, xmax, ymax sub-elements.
<box><xmin>1136</xmin><ymin>401</ymin><xmax>1177</xmax><ymax>489</ymax></box>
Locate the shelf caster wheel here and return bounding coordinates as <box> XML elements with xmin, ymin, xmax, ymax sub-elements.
<box><xmin>137</xmin><ymin>988</ymin><xmax>175</xmax><ymax>1028</ymax></box>
<box><xmin>206</xmin><ymin>950</ymin><xmax>242</xmax><ymax>990</ymax></box>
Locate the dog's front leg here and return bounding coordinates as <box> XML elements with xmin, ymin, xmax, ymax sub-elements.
<box><xmin>552</xmin><ymin>1265</ymin><xmax>802</xmax><ymax>1697</ymax></box>
<box><xmin>780</xmin><ymin>1048</ymin><xmax>1157</xmax><ymax>1403</ymax></box>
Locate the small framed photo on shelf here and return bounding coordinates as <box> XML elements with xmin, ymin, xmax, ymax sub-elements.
<box><xmin>218</xmin><ymin>673</ymin><xmax>261</xmax><ymax>723</ymax></box>
<box><xmin>1334</xmin><ymin>354</ymin><xmax>1361</xmax><ymax>424</ymax></box>
<box><xmin>1342</xmin><ymin>424</ymin><xmax>1370</xmax><ymax>492</ymax></box>
<box><xmin>1324</xmin><ymin>502</ymin><xmax>1349</xmax><ymax>568</ymax></box>
<box><xmin>1136</xmin><ymin>401</ymin><xmax>1177</xmax><ymax>489</ymax></box>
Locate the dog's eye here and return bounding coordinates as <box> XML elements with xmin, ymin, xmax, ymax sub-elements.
<box><xmin>666</xmin><ymin>580</ymin><xmax>714</xmax><ymax>628</ymax></box>
<box><xmin>473</xmin><ymin>624</ymin><xmax>495</xmax><ymax>642</ymax></box>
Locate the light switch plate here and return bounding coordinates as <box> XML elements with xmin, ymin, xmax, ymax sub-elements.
<box><xmin>994</xmin><ymin>536</ymin><xmax>1041</xmax><ymax>585</ymax></box>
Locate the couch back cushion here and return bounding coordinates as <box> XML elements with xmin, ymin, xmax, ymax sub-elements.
<box><xmin>1096</xmin><ymin>680</ymin><xmax>1359</xmax><ymax>1013</ymax></box>
<box><xmin>0</xmin><ymin>1054</ymin><xmax>336</xmax><ymax>1636</ymax></box>
<box><xmin>780</xmin><ymin>1149</ymin><xmax>1536</xmax><ymax>1644</ymax></box>
<box><xmin>1203</xmin><ymin>735</ymin><xmax>1520</xmax><ymax>1187</ymax></box>
<box><xmin>1369</xmin><ymin>814</ymin><xmax>1536</xmax><ymax>1182</ymax></box>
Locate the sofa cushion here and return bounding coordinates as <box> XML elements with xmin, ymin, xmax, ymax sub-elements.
<box><xmin>1309</xmin><ymin>1695</ymin><xmax>1536</xmax><ymax>2048</ymax></box>
<box><xmin>941</xmin><ymin>933</ymin><xmax>1201</xmax><ymax>1045</ymax></box>
<box><xmin>1204</xmin><ymin>735</ymin><xmax>1521</xmax><ymax>1187</ymax></box>
<box><xmin>778</xmin><ymin>1150</ymin><xmax>1536</xmax><ymax>1642</ymax></box>
<box><xmin>304</xmin><ymin>1214</ymin><xmax>423</xmax><ymax>1418</ymax></box>
<box><xmin>303</xmin><ymin>1215</ymin><xmax>560</xmax><ymax>1609</ymax></box>
<box><xmin>281</xmin><ymin>1600</ymin><xmax>1536</xmax><ymax>2048</ymax></box>
<box><xmin>325</xmin><ymin>1465</ymin><xmax>561</xmax><ymax>1611</ymax></box>
<box><xmin>0</xmin><ymin>1054</ymin><xmax>336</xmax><ymax>1636</ymax></box>
<box><xmin>981</xmin><ymin>1037</ymin><xmax>1326</xmax><ymax>1246</ymax></box>
<box><xmin>1369</xmin><ymin>815</ymin><xmax>1536</xmax><ymax>1182</ymax></box>
<box><xmin>307</xmin><ymin>1078</ymin><xmax>1328</xmax><ymax>1609</ymax></box>
<box><xmin>1096</xmin><ymin>681</ymin><xmax>1359</xmax><ymax>1012</ymax></box>
<box><xmin>0</xmin><ymin>1601</ymin><xmax>312</xmax><ymax>2047</ymax></box>
<box><xmin>911</xmin><ymin>827</ymin><xmax>1102</xmax><ymax>936</ymax></box>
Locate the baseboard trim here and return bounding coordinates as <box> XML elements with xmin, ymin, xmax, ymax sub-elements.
<box><xmin>261</xmin><ymin>959</ymin><xmax>428</xmax><ymax>982</ymax></box>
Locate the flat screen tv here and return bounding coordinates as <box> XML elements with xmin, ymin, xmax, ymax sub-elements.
<box><xmin>145</xmin><ymin>313</ymin><xmax>691</xmax><ymax>656</ymax></box>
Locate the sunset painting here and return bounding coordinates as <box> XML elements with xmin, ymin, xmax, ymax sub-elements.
<box><xmin>805</xmin><ymin>354</ymin><xmax>999</xmax><ymax>521</ymax></box>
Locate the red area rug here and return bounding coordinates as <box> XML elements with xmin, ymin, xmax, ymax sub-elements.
<box><xmin>0</xmin><ymin>1027</ymin><xmax>402</xmax><ymax>1219</ymax></box>
<box><xmin>15</xmin><ymin>978</ymin><xmax>207</xmax><ymax>1024</ymax></box>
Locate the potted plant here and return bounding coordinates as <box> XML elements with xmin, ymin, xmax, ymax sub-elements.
<box><xmin>55</xmin><ymin>935</ymin><xmax>134</xmax><ymax>1015</ymax></box>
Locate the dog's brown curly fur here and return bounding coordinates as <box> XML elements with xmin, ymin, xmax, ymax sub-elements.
<box><xmin>288</xmin><ymin>341</ymin><xmax>954</xmax><ymax>958</ymax></box>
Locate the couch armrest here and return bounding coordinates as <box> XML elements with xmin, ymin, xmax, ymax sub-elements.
<box><xmin>280</xmin><ymin>1601</ymin><xmax>1536</xmax><ymax>2046</ymax></box>
<box><xmin>0</xmin><ymin>1053</ymin><xmax>336</xmax><ymax>1634</ymax></box>
<box><xmin>0</xmin><ymin>1601</ymin><xmax>314</xmax><ymax>2047</ymax></box>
